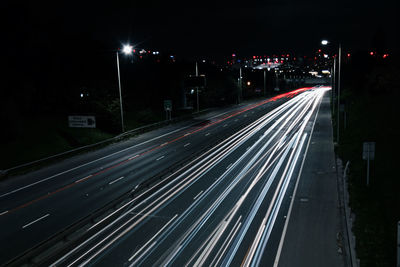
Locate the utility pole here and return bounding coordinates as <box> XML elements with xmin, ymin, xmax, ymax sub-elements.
<box><xmin>116</xmin><ymin>51</ymin><xmax>125</xmax><ymax>133</ymax></box>
<box><xmin>332</xmin><ymin>56</ymin><xmax>336</xmax><ymax>115</ymax></box>
<box><xmin>263</xmin><ymin>69</ymin><xmax>266</xmax><ymax>96</ymax></box>
<box><xmin>337</xmin><ymin>44</ymin><xmax>342</xmax><ymax>143</ymax></box>
<box><xmin>196</xmin><ymin>62</ymin><xmax>199</xmax><ymax>113</ymax></box>
<box><xmin>238</xmin><ymin>67</ymin><xmax>243</xmax><ymax>104</ymax></box>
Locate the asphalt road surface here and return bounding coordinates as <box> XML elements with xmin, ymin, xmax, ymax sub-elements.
<box><xmin>0</xmin><ymin>86</ymin><xmax>334</xmax><ymax>266</ymax></box>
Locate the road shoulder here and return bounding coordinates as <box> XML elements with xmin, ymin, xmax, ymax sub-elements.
<box><xmin>277</xmin><ymin>92</ymin><xmax>347</xmax><ymax>267</ymax></box>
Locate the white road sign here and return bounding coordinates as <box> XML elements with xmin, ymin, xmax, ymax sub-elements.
<box><xmin>363</xmin><ymin>142</ymin><xmax>375</xmax><ymax>160</ymax></box>
<box><xmin>68</xmin><ymin>116</ymin><xmax>96</xmax><ymax>128</ymax></box>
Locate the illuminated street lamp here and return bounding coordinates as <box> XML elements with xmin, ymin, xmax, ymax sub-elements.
<box><xmin>321</xmin><ymin>39</ymin><xmax>329</xmax><ymax>45</ymax></box>
<box><xmin>122</xmin><ymin>44</ymin><xmax>133</xmax><ymax>55</ymax></box>
<box><xmin>116</xmin><ymin>44</ymin><xmax>133</xmax><ymax>133</ymax></box>
<box><xmin>322</xmin><ymin>39</ymin><xmax>341</xmax><ymax>143</ymax></box>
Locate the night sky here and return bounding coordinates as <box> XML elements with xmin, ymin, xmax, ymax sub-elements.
<box><xmin>5</xmin><ymin>0</ymin><xmax>399</xmax><ymax>61</ymax></box>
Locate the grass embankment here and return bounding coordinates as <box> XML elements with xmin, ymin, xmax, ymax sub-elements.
<box><xmin>0</xmin><ymin>107</ymin><xmax>194</xmax><ymax>171</ymax></box>
<box><xmin>0</xmin><ymin>117</ymin><xmax>113</xmax><ymax>170</ymax></box>
<box><xmin>335</xmin><ymin>89</ymin><xmax>400</xmax><ymax>267</ymax></box>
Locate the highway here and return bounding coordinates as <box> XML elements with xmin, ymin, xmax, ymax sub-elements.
<box><xmin>0</xmin><ymin>86</ymin><xmax>330</xmax><ymax>266</ymax></box>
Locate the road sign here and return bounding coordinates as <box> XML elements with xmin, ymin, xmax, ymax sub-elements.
<box><xmin>363</xmin><ymin>141</ymin><xmax>375</xmax><ymax>186</ymax></box>
<box><xmin>164</xmin><ymin>100</ymin><xmax>172</xmax><ymax>111</ymax></box>
<box><xmin>68</xmin><ymin>116</ymin><xmax>96</xmax><ymax>128</ymax></box>
<box><xmin>363</xmin><ymin>142</ymin><xmax>375</xmax><ymax>160</ymax></box>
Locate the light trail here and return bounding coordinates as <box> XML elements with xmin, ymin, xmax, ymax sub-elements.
<box><xmin>50</xmin><ymin>87</ymin><xmax>330</xmax><ymax>266</ymax></box>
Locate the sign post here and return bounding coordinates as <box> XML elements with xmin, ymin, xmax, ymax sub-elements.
<box><xmin>362</xmin><ymin>142</ymin><xmax>375</xmax><ymax>186</ymax></box>
<box><xmin>68</xmin><ymin>116</ymin><xmax>96</xmax><ymax>128</ymax></box>
<box><xmin>397</xmin><ymin>221</ymin><xmax>400</xmax><ymax>267</ymax></box>
<box><xmin>164</xmin><ymin>100</ymin><xmax>172</xmax><ymax>121</ymax></box>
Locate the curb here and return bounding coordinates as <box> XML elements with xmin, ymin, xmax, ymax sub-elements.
<box><xmin>338</xmin><ymin>158</ymin><xmax>359</xmax><ymax>267</ymax></box>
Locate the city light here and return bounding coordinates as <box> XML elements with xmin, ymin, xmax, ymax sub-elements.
<box><xmin>122</xmin><ymin>44</ymin><xmax>133</xmax><ymax>55</ymax></box>
<box><xmin>321</xmin><ymin>40</ymin><xmax>328</xmax><ymax>45</ymax></box>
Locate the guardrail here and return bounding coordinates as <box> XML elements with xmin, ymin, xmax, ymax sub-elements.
<box><xmin>342</xmin><ymin>160</ymin><xmax>360</xmax><ymax>267</ymax></box>
<box><xmin>4</xmin><ymin>110</ymin><xmax>250</xmax><ymax>266</ymax></box>
<box><xmin>0</xmin><ymin>108</ymin><xmax>215</xmax><ymax>178</ymax></box>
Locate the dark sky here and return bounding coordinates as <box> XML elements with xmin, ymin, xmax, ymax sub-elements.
<box><xmin>5</xmin><ymin>0</ymin><xmax>400</xmax><ymax>61</ymax></box>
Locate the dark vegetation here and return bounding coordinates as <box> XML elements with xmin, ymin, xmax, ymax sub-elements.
<box><xmin>335</xmin><ymin>51</ymin><xmax>400</xmax><ymax>267</ymax></box>
<box><xmin>2</xmin><ymin>37</ymin><xmax>279</xmax><ymax>170</ymax></box>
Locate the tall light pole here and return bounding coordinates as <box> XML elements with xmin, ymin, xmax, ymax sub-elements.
<box><xmin>337</xmin><ymin>43</ymin><xmax>342</xmax><ymax>143</ymax></box>
<box><xmin>238</xmin><ymin>67</ymin><xmax>243</xmax><ymax>104</ymax></box>
<box><xmin>263</xmin><ymin>69</ymin><xmax>266</xmax><ymax>96</ymax></box>
<box><xmin>116</xmin><ymin>44</ymin><xmax>133</xmax><ymax>133</ymax></box>
<box><xmin>321</xmin><ymin>39</ymin><xmax>341</xmax><ymax>143</ymax></box>
<box><xmin>332</xmin><ymin>56</ymin><xmax>336</xmax><ymax>115</ymax></box>
<box><xmin>195</xmin><ymin>62</ymin><xmax>199</xmax><ymax>113</ymax></box>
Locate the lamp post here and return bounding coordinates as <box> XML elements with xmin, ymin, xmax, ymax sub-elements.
<box><xmin>321</xmin><ymin>39</ymin><xmax>341</xmax><ymax>143</ymax></box>
<box><xmin>263</xmin><ymin>69</ymin><xmax>266</xmax><ymax>96</ymax></box>
<box><xmin>116</xmin><ymin>44</ymin><xmax>133</xmax><ymax>133</ymax></box>
<box><xmin>238</xmin><ymin>67</ymin><xmax>243</xmax><ymax>104</ymax></box>
<box><xmin>195</xmin><ymin>62</ymin><xmax>199</xmax><ymax>113</ymax></box>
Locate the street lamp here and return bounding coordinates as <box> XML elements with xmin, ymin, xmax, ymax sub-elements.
<box><xmin>116</xmin><ymin>44</ymin><xmax>133</xmax><ymax>133</ymax></box>
<box><xmin>195</xmin><ymin>62</ymin><xmax>199</xmax><ymax>113</ymax></box>
<box><xmin>321</xmin><ymin>39</ymin><xmax>341</xmax><ymax>144</ymax></box>
<box><xmin>238</xmin><ymin>67</ymin><xmax>243</xmax><ymax>104</ymax></box>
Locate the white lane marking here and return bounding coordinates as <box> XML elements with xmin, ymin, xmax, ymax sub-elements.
<box><xmin>0</xmin><ymin>211</ymin><xmax>9</xmax><ymax>216</ymax></box>
<box><xmin>156</xmin><ymin>156</ymin><xmax>165</xmax><ymax>161</ymax></box>
<box><xmin>226</xmin><ymin>163</ymin><xmax>233</xmax><ymax>170</ymax></box>
<box><xmin>74</xmin><ymin>174</ymin><xmax>93</xmax><ymax>184</ymax></box>
<box><xmin>184</xmin><ymin>143</ymin><xmax>191</xmax><ymax>147</ymax></box>
<box><xmin>193</xmin><ymin>190</ymin><xmax>203</xmax><ymax>200</ymax></box>
<box><xmin>212</xmin><ymin>220</ymin><xmax>242</xmax><ymax>266</ymax></box>
<box><xmin>223</xmin><ymin>124</ymin><xmax>228</xmax><ymax>127</ymax></box>
<box><xmin>109</xmin><ymin>176</ymin><xmax>124</xmax><ymax>185</ymax></box>
<box><xmin>184</xmin><ymin>133</ymin><xmax>190</xmax><ymax>136</ymax></box>
<box><xmin>22</xmin><ymin>214</ymin><xmax>50</xmax><ymax>229</ymax></box>
<box><xmin>0</xmin><ymin>123</ymin><xmax>196</xmax><ymax>198</ymax></box>
<box><xmin>129</xmin><ymin>155</ymin><xmax>140</xmax><ymax>160</ymax></box>
<box><xmin>273</xmin><ymin>89</ymin><xmax>325</xmax><ymax>267</ymax></box>
<box><xmin>205</xmin><ymin>133</ymin><xmax>211</xmax><ymax>136</ymax></box>
<box><xmin>128</xmin><ymin>214</ymin><xmax>179</xmax><ymax>262</ymax></box>
<box><xmin>54</xmin><ymin>90</ymin><xmax>317</xmax><ymax>267</ymax></box>
<box><xmin>234</xmin><ymin>119</ymin><xmax>239</xmax><ymax>122</ymax></box>
<box><xmin>244</xmin><ymin>114</ymin><xmax>247</xmax><ymax>117</ymax></box>
<box><xmin>160</xmin><ymin>142</ymin><xmax>168</xmax><ymax>147</ymax></box>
